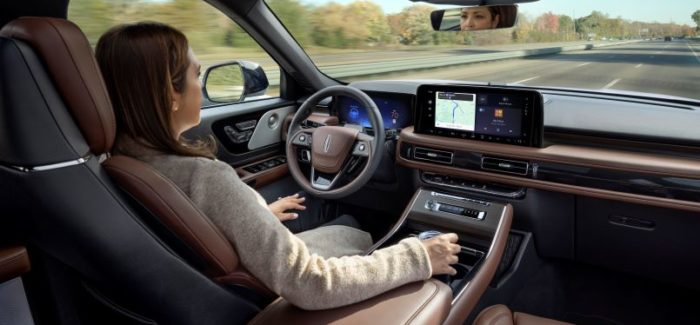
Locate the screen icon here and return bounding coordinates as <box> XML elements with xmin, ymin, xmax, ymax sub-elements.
<box><xmin>494</xmin><ymin>108</ymin><xmax>504</xmax><ymax>118</ymax></box>
<box><xmin>349</xmin><ymin>106</ymin><xmax>359</xmax><ymax>120</ymax></box>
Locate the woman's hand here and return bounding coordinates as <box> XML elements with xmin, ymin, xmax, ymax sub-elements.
<box><xmin>268</xmin><ymin>193</ymin><xmax>306</xmax><ymax>222</ymax></box>
<box><xmin>421</xmin><ymin>233</ymin><xmax>461</xmax><ymax>275</ymax></box>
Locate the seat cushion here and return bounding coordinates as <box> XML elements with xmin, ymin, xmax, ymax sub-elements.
<box><xmin>474</xmin><ymin>305</ymin><xmax>573</xmax><ymax>325</ymax></box>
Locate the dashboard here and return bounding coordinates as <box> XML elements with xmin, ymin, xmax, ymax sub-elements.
<box><xmin>328</xmin><ymin>80</ymin><xmax>700</xmax><ymax>213</ymax></box>
<box><xmin>326</xmin><ymin>81</ymin><xmax>700</xmax><ymax>293</ymax></box>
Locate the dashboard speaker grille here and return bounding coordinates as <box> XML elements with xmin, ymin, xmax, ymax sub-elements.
<box><xmin>413</xmin><ymin>147</ymin><xmax>453</xmax><ymax>165</ymax></box>
<box><xmin>481</xmin><ymin>157</ymin><xmax>529</xmax><ymax>175</ymax></box>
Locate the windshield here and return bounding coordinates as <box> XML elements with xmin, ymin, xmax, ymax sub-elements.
<box><xmin>267</xmin><ymin>0</ymin><xmax>700</xmax><ymax>101</ymax></box>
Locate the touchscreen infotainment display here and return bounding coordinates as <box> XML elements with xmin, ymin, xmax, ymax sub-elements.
<box><xmin>415</xmin><ymin>85</ymin><xmax>543</xmax><ymax>147</ymax></box>
<box><xmin>434</xmin><ymin>92</ymin><xmax>477</xmax><ymax>131</ymax></box>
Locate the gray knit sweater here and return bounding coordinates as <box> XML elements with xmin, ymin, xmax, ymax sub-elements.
<box><xmin>114</xmin><ymin>138</ymin><xmax>432</xmax><ymax>310</ymax></box>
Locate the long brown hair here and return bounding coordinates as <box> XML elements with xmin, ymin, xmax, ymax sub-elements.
<box><xmin>96</xmin><ymin>22</ymin><xmax>216</xmax><ymax>158</ymax></box>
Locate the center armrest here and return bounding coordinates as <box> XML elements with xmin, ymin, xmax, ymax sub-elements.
<box><xmin>248</xmin><ymin>279</ymin><xmax>452</xmax><ymax>325</ymax></box>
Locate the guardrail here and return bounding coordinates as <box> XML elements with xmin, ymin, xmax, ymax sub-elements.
<box><xmin>265</xmin><ymin>40</ymin><xmax>639</xmax><ymax>86</ymax></box>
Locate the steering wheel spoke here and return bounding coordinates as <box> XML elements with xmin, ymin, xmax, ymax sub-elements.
<box><xmin>310</xmin><ymin>167</ymin><xmax>343</xmax><ymax>190</ymax></box>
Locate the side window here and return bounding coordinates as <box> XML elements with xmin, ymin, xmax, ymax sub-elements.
<box><xmin>68</xmin><ymin>0</ymin><xmax>281</xmax><ymax>102</ymax></box>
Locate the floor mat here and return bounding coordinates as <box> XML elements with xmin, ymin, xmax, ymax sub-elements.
<box><xmin>509</xmin><ymin>260</ymin><xmax>699</xmax><ymax>324</ymax></box>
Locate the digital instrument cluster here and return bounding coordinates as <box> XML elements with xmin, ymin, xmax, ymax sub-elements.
<box><xmin>335</xmin><ymin>92</ymin><xmax>413</xmax><ymax>130</ymax></box>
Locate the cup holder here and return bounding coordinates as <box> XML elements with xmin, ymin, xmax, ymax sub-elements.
<box><xmin>433</xmin><ymin>247</ymin><xmax>484</xmax><ymax>293</ymax></box>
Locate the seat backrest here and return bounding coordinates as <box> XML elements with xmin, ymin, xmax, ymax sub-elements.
<box><xmin>1</xmin><ymin>16</ymin><xmax>272</xmax><ymax>296</ymax></box>
<box><xmin>0</xmin><ymin>16</ymin><xmax>262</xmax><ymax>323</ymax></box>
<box><xmin>102</xmin><ymin>155</ymin><xmax>273</xmax><ymax>295</ymax></box>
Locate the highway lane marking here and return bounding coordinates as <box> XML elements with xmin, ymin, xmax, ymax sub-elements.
<box><xmin>635</xmin><ymin>64</ymin><xmax>643</xmax><ymax>68</ymax></box>
<box><xmin>513</xmin><ymin>76</ymin><xmax>539</xmax><ymax>84</ymax></box>
<box><xmin>603</xmin><ymin>78</ymin><xmax>621</xmax><ymax>89</ymax></box>
<box><xmin>654</xmin><ymin>51</ymin><xmax>662</xmax><ymax>54</ymax></box>
<box><xmin>687</xmin><ymin>42</ymin><xmax>700</xmax><ymax>64</ymax></box>
<box><xmin>576</xmin><ymin>62</ymin><xmax>591</xmax><ymax>67</ymax></box>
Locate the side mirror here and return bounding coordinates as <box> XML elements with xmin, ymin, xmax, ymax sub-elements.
<box><xmin>431</xmin><ymin>4</ymin><xmax>518</xmax><ymax>32</ymax></box>
<box><xmin>202</xmin><ymin>60</ymin><xmax>269</xmax><ymax>104</ymax></box>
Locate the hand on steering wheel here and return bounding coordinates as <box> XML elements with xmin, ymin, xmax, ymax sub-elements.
<box><xmin>285</xmin><ymin>85</ymin><xmax>385</xmax><ymax>199</ymax></box>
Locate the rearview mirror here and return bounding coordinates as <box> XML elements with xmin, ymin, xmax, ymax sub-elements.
<box><xmin>431</xmin><ymin>5</ymin><xmax>518</xmax><ymax>31</ymax></box>
<box><xmin>202</xmin><ymin>61</ymin><xmax>269</xmax><ymax>104</ymax></box>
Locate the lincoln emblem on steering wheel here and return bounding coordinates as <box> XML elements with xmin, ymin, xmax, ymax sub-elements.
<box><xmin>323</xmin><ymin>134</ymin><xmax>332</xmax><ymax>153</ymax></box>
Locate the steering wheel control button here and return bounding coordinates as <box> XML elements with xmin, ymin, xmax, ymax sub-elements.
<box><xmin>293</xmin><ymin>133</ymin><xmax>311</xmax><ymax>147</ymax></box>
<box><xmin>353</xmin><ymin>142</ymin><xmax>370</xmax><ymax>157</ymax></box>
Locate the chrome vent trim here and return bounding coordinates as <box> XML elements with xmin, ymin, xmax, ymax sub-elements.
<box><xmin>413</xmin><ymin>147</ymin><xmax>454</xmax><ymax>165</ymax></box>
<box><xmin>481</xmin><ymin>157</ymin><xmax>529</xmax><ymax>175</ymax></box>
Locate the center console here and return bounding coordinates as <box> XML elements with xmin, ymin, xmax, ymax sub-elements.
<box><xmin>370</xmin><ymin>188</ymin><xmax>513</xmax><ymax>323</ymax></box>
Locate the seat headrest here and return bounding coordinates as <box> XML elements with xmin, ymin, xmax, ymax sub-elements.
<box><xmin>0</xmin><ymin>17</ymin><xmax>115</xmax><ymax>154</ymax></box>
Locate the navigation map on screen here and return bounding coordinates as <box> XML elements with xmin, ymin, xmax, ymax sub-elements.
<box><xmin>434</xmin><ymin>92</ymin><xmax>476</xmax><ymax>131</ymax></box>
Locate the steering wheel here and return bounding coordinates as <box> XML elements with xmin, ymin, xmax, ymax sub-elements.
<box><xmin>286</xmin><ymin>85</ymin><xmax>385</xmax><ymax>199</ymax></box>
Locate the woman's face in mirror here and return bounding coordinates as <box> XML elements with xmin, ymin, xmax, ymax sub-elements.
<box><xmin>460</xmin><ymin>7</ymin><xmax>500</xmax><ymax>31</ymax></box>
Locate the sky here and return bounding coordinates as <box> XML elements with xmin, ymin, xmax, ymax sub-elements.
<box><xmin>301</xmin><ymin>0</ymin><xmax>699</xmax><ymax>26</ymax></box>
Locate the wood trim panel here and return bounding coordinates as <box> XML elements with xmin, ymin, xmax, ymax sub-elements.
<box><xmin>237</xmin><ymin>163</ymin><xmax>289</xmax><ymax>189</ymax></box>
<box><xmin>444</xmin><ymin>205</ymin><xmax>513</xmax><ymax>325</ymax></box>
<box><xmin>400</xmin><ymin>127</ymin><xmax>700</xmax><ymax>180</ymax></box>
<box><xmin>397</xmin><ymin>155</ymin><xmax>700</xmax><ymax>213</ymax></box>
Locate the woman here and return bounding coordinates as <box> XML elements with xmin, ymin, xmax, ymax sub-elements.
<box><xmin>95</xmin><ymin>22</ymin><xmax>460</xmax><ymax>310</ymax></box>
<box><xmin>460</xmin><ymin>5</ymin><xmax>514</xmax><ymax>31</ymax></box>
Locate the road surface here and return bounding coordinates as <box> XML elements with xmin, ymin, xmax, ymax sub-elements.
<box><xmin>354</xmin><ymin>40</ymin><xmax>700</xmax><ymax>101</ymax></box>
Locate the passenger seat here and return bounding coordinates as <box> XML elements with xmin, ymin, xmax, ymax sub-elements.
<box><xmin>474</xmin><ymin>305</ymin><xmax>572</xmax><ymax>325</ymax></box>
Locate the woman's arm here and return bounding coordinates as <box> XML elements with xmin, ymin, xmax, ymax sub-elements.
<box><xmin>188</xmin><ymin>160</ymin><xmax>432</xmax><ymax>310</ymax></box>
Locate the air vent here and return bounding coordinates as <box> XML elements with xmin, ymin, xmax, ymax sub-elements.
<box><xmin>413</xmin><ymin>147</ymin><xmax>453</xmax><ymax>165</ymax></box>
<box><xmin>481</xmin><ymin>157</ymin><xmax>529</xmax><ymax>175</ymax></box>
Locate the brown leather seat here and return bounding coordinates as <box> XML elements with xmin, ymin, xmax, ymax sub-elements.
<box><xmin>474</xmin><ymin>305</ymin><xmax>573</xmax><ymax>325</ymax></box>
<box><xmin>0</xmin><ymin>16</ymin><xmax>272</xmax><ymax>297</ymax></box>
